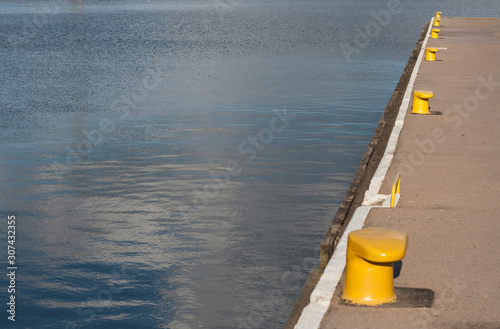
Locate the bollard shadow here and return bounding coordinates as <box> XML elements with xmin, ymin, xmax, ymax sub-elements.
<box><xmin>393</xmin><ymin>260</ymin><xmax>403</xmax><ymax>279</ymax></box>
<box><xmin>429</xmin><ymin>106</ymin><xmax>442</xmax><ymax>115</ymax></box>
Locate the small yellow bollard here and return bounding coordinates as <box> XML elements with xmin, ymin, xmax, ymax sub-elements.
<box><xmin>412</xmin><ymin>90</ymin><xmax>434</xmax><ymax>114</ymax></box>
<box><xmin>434</xmin><ymin>18</ymin><xmax>441</xmax><ymax>27</ymax></box>
<box><xmin>436</xmin><ymin>11</ymin><xmax>442</xmax><ymax>19</ymax></box>
<box><xmin>425</xmin><ymin>47</ymin><xmax>438</xmax><ymax>61</ymax></box>
<box><xmin>431</xmin><ymin>28</ymin><xmax>440</xmax><ymax>39</ymax></box>
<box><xmin>341</xmin><ymin>227</ymin><xmax>408</xmax><ymax>305</ymax></box>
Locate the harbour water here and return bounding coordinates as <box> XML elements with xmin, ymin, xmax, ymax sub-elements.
<box><xmin>1</xmin><ymin>1</ymin><xmax>498</xmax><ymax>328</ymax></box>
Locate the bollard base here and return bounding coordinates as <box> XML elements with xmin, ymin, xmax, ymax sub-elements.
<box><xmin>411</xmin><ymin>110</ymin><xmax>442</xmax><ymax>115</ymax></box>
<box><xmin>339</xmin><ymin>287</ymin><xmax>434</xmax><ymax>308</ymax></box>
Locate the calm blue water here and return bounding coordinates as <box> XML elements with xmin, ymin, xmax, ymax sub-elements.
<box><xmin>1</xmin><ymin>1</ymin><xmax>499</xmax><ymax>328</ymax></box>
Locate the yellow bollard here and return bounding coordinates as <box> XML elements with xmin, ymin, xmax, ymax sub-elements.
<box><xmin>431</xmin><ymin>28</ymin><xmax>440</xmax><ymax>39</ymax></box>
<box><xmin>436</xmin><ymin>11</ymin><xmax>442</xmax><ymax>19</ymax></box>
<box><xmin>341</xmin><ymin>227</ymin><xmax>408</xmax><ymax>306</ymax></box>
<box><xmin>425</xmin><ymin>47</ymin><xmax>438</xmax><ymax>61</ymax></box>
<box><xmin>434</xmin><ymin>18</ymin><xmax>440</xmax><ymax>27</ymax></box>
<box><xmin>412</xmin><ymin>90</ymin><xmax>434</xmax><ymax>114</ymax></box>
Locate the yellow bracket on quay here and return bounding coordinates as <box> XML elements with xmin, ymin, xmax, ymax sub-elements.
<box><xmin>390</xmin><ymin>173</ymin><xmax>401</xmax><ymax>208</ymax></box>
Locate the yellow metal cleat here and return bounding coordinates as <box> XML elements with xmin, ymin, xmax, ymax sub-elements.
<box><xmin>341</xmin><ymin>227</ymin><xmax>408</xmax><ymax>306</ymax></box>
<box><xmin>434</xmin><ymin>18</ymin><xmax>441</xmax><ymax>27</ymax></box>
<box><xmin>390</xmin><ymin>173</ymin><xmax>401</xmax><ymax>208</ymax></box>
<box><xmin>436</xmin><ymin>11</ymin><xmax>442</xmax><ymax>19</ymax></box>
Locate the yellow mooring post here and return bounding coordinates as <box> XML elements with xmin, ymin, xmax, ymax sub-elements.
<box><xmin>341</xmin><ymin>227</ymin><xmax>408</xmax><ymax>305</ymax></box>
<box><xmin>434</xmin><ymin>18</ymin><xmax>441</xmax><ymax>27</ymax></box>
<box><xmin>436</xmin><ymin>11</ymin><xmax>442</xmax><ymax>19</ymax></box>
<box><xmin>425</xmin><ymin>47</ymin><xmax>438</xmax><ymax>61</ymax></box>
<box><xmin>412</xmin><ymin>90</ymin><xmax>434</xmax><ymax>114</ymax></box>
<box><xmin>431</xmin><ymin>28</ymin><xmax>440</xmax><ymax>39</ymax></box>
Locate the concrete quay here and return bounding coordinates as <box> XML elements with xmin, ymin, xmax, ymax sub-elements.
<box><xmin>291</xmin><ymin>17</ymin><xmax>500</xmax><ymax>329</ymax></box>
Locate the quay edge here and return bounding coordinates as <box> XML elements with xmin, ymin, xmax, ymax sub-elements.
<box><xmin>284</xmin><ymin>21</ymin><xmax>430</xmax><ymax>329</ymax></box>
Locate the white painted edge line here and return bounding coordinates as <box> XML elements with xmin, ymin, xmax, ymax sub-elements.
<box><xmin>363</xmin><ymin>17</ymin><xmax>434</xmax><ymax>206</ymax></box>
<box><xmin>293</xmin><ymin>17</ymin><xmax>434</xmax><ymax>329</ymax></box>
<box><xmin>294</xmin><ymin>206</ymin><xmax>371</xmax><ymax>329</ymax></box>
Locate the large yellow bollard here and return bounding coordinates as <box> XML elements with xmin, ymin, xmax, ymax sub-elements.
<box><xmin>434</xmin><ymin>18</ymin><xmax>441</xmax><ymax>27</ymax></box>
<box><xmin>341</xmin><ymin>227</ymin><xmax>408</xmax><ymax>306</ymax></box>
<box><xmin>412</xmin><ymin>90</ymin><xmax>434</xmax><ymax>114</ymax></box>
<box><xmin>431</xmin><ymin>28</ymin><xmax>440</xmax><ymax>39</ymax></box>
<box><xmin>436</xmin><ymin>11</ymin><xmax>442</xmax><ymax>19</ymax></box>
<box><xmin>425</xmin><ymin>47</ymin><xmax>438</xmax><ymax>61</ymax></box>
